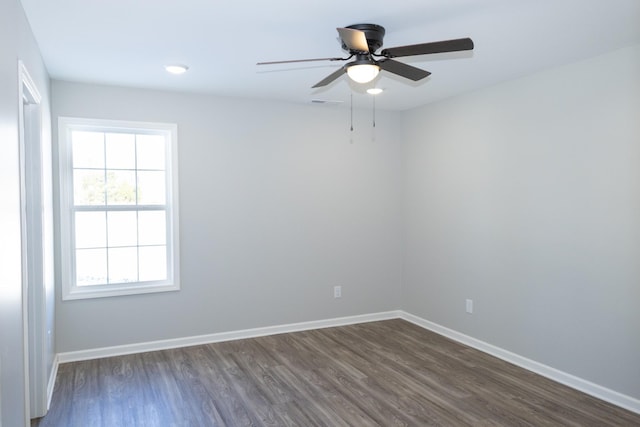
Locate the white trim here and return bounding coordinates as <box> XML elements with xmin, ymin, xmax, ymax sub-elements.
<box><xmin>19</xmin><ymin>60</ymin><xmax>48</xmax><ymax>420</ymax></box>
<box><xmin>399</xmin><ymin>311</ymin><xmax>640</xmax><ymax>415</ymax></box>
<box><xmin>46</xmin><ymin>355</ymin><xmax>59</xmax><ymax>410</ymax></box>
<box><xmin>57</xmin><ymin>311</ymin><xmax>401</xmax><ymax>363</ymax></box>
<box><xmin>62</xmin><ymin>281</ymin><xmax>180</xmax><ymax>301</ymax></box>
<box><xmin>18</xmin><ymin>61</ymin><xmax>42</xmax><ymax>104</ymax></box>
<box><xmin>18</xmin><ymin>59</ymin><xmax>32</xmax><ymax>426</ymax></box>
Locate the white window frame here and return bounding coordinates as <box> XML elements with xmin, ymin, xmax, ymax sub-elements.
<box><xmin>58</xmin><ymin>117</ymin><xmax>180</xmax><ymax>300</ymax></box>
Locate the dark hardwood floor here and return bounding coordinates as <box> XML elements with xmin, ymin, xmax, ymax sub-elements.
<box><xmin>33</xmin><ymin>319</ymin><xmax>640</xmax><ymax>426</ymax></box>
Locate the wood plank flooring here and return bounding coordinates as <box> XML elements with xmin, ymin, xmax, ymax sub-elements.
<box><xmin>33</xmin><ymin>320</ymin><xmax>640</xmax><ymax>426</ymax></box>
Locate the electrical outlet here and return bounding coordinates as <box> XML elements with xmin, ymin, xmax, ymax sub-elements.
<box><xmin>466</xmin><ymin>299</ymin><xmax>473</xmax><ymax>314</ymax></box>
<box><xmin>334</xmin><ymin>286</ymin><xmax>342</xmax><ymax>299</ymax></box>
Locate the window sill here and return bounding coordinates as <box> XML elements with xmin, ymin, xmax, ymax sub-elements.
<box><xmin>62</xmin><ymin>281</ymin><xmax>180</xmax><ymax>300</ymax></box>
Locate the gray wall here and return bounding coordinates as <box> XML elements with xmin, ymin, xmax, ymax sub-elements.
<box><xmin>402</xmin><ymin>45</ymin><xmax>640</xmax><ymax>399</ymax></box>
<box><xmin>0</xmin><ymin>0</ymin><xmax>53</xmax><ymax>425</ymax></box>
<box><xmin>52</xmin><ymin>81</ymin><xmax>403</xmax><ymax>352</ymax></box>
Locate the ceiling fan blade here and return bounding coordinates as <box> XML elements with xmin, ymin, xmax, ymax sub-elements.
<box><xmin>312</xmin><ymin>66</ymin><xmax>346</xmax><ymax>88</ymax></box>
<box><xmin>378</xmin><ymin>59</ymin><xmax>431</xmax><ymax>81</ymax></box>
<box><xmin>257</xmin><ymin>57</ymin><xmax>346</xmax><ymax>65</ymax></box>
<box><xmin>337</xmin><ymin>27</ymin><xmax>369</xmax><ymax>53</ymax></box>
<box><xmin>381</xmin><ymin>37</ymin><xmax>474</xmax><ymax>58</ymax></box>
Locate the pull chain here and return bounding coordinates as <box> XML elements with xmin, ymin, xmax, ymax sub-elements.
<box><xmin>350</xmin><ymin>93</ymin><xmax>354</xmax><ymax>143</ymax></box>
<box><xmin>373</xmin><ymin>93</ymin><xmax>376</xmax><ymax>128</ymax></box>
<box><xmin>350</xmin><ymin>92</ymin><xmax>354</xmax><ymax>132</ymax></box>
<box><xmin>372</xmin><ymin>92</ymin><xmax>376</xmax><ymax>142</ymax></box>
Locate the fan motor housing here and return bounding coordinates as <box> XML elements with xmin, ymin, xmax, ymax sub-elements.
<box><xmin>345</xmin><ymin>23</ymin><xmax>386</xmax><ymax>52</ymax></box>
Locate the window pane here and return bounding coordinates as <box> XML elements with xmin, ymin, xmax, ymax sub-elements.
<box><xmin>139</xmin><ymin>246</ymin><xmax>167</xmax><ymax>282</ymax></box>
<box><xmin>138</xmin><ymin>211</ymin><xmax>166</xmax><ymax>246</ymax></box>
<box><xmin>74</xmin><ymin>169</ymin><xmax>105</xmax><ymax>205</ymax></box>
<box><xmin>76</xmin><ymin>248</ymin><xmax>107</xmax><ymax>286</ymax></box>
<box><xmin>75</xmin><ymin>211</ymin><xmax>106</xmax><ymax>248</ymax></box>
<box><xmin>107</xmin><ymin>211</ymin><xmax>138</xmax><ymax>247</ymax></box>
<box><xmin>108</xmin><ymin>247</ymin><xmax>138</xmax><ymax>283</ymax></box>
<box><xmin>137</xmin><ymin>171</ymin><xmax>166</xmax><ymax>205</ymax></box>
<box><xmin>106</xmin><ymin>170</ymin><xmax>137</xmax><ymax>205</ymax></box>
<box><xmin>106</xmin><ymin>133</ymin><xmax>136</xmax><ymax>170</ymax></box>
<box><xmin>137</xmin><ymin>134</ymin><xmax>166</xmax><ymax>170</ymax></box>
<box><xmin>72</xmin><ymin>131</ymin><xmax>104</xmax><ymax>169</ymax></box>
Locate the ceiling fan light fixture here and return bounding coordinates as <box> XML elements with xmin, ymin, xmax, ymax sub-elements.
<box><xmin>346</xmin><ymin>63</ymin><xmax>380</xmax><ymax>84</ymax></box>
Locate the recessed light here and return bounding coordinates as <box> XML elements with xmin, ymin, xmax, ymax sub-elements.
<box><xmin>165</xmin><ymin>64</ymin><xmax>189</xmax><ymax>75</ymax></box>
<box><xmin>367</xmin><ymin>88</ymin><xmax>383</xmax><ymax>95</ymax></box>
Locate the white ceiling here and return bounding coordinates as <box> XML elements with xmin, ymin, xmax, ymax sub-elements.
<box><xmin>19</xmin><ymin>0</ymin><xmax>640</xmax><ymax>111</ymax></box>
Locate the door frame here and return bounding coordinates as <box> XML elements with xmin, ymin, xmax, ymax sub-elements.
<box><xmin>18</xmin><ymin>60</ymin><xmax>47</xmax><ymax>420</ymax></box>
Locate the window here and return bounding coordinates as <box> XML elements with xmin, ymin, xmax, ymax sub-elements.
<box><xmin>58</xmin><ymin>117</ymin><xmax>180</xmax><ymax>300</ymax></box>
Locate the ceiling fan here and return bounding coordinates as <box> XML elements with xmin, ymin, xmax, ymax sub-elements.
<box><xmin>257</xmin><ymin>24</ymin><xmax>474</xmax><ymax>88</ymax></box>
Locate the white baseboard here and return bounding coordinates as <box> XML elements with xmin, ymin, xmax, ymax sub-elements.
<box><xmin>46</xmin><ymin>354</ymin><xmax>59</xmax><ymax>410</ymax></box>
<box><xmin>57</xmin><ymin>310</ymin><xmax>402</xmax><ymax>363</ymax></box>
<box><xmin>399</xmin><ymin>310</ymin><xmax>640</xmax><ymax>415</ymax></box>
